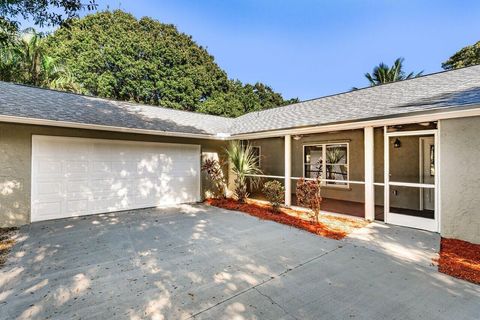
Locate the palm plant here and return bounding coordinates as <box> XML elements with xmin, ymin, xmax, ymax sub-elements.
<box><xmin>0</xmin><ymin>28</ymin><xmax>80</xmax><ymax>92</ymax></box>
<box><xmin>364</xmin><ymin>58</ymin><xmax>423</xmax><ymax>86</ymax></box>
<box><xmin>0</xmin><ymin>45</ymin><xmax>22</xmax><ymax>82</ymax></box>
<box><xmin>225</xmin><ymin>141</ymin><xmax>263</xmax><ymax>202</ymax></box>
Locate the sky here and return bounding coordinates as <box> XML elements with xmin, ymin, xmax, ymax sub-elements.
<box><xmin>22</xmin><ymin>0</ymin><xmax>480</xmax><ymax>100</ymax></box>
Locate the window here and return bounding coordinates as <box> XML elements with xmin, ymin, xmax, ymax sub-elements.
<box><xmin>304</xmin><ymin>143</ymin><xmax>348</xmax><ymax>187</ymax></box>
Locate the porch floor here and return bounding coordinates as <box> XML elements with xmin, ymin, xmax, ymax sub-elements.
<box><xmin>250</xmin><ymin>193</ymin><xmax>433</xmax><ymax>222</ymax></box>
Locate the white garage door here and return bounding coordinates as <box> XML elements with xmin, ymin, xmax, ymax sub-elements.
<box><xmin>31</xmin><ymin>135</ymin><xmax>201</xmax><ymax>222</ymax></box>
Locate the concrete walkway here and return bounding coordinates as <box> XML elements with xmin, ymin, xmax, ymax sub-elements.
<box><xmin>0</xmin><ymin>205</ymin><xmax>478</xmax><ymax>320</ymax></box>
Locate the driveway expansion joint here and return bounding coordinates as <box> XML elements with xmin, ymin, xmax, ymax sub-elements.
<box><xmin>190</xmin><ymin>245</ymin><xmax>342</xmax><ymax>319</ymax></box>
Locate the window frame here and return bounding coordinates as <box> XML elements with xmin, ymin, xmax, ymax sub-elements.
<box><xmin>302</xmin><ymin>142</ymin><xmax>350</xmax><ymax>189</ymax></box>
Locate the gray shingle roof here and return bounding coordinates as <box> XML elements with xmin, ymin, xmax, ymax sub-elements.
<box><xmin>1</xmin><ymin>65</ymin><xmax>480</xmax><ymax>137</ymax></box>
<box><xmin>230</xmin><ymin>65</ymin><xmax>480</xmax><ymax>134</ymax></box>
<box><xmin>0</xmin><ymin>82</ymin><xmax>233</xmax><ymax>136</ymax></box>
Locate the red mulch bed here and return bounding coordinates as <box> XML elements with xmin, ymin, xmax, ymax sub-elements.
<box><xmin>438</xmin><ymin>238</ymin><xmax>480</xmax><ymax>285</ymax></box>
<box><xmin>206</xmin><ymin>198</ymin><xmax>368</xmax><ymax>240</ymax></box>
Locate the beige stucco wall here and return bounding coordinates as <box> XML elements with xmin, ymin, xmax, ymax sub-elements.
<box><xmin>0</xmin><ymin>122</ymin><xmax>226</xmax><ymax>227</ymax></box>
<box><xmin>440</xmin><ymin>117</ymin><xmax>480</xmax><ymax>244</ymax></box>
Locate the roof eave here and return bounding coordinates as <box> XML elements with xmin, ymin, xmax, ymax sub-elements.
<box><xmin>229</xmin><ymin>105</ymin><xmax>480</xmax><ymax>139</ymax></box>
<box><xmin>0</xmin><ymin>115</ymin><xmax>223</xmax><ymax>140</ymax></box>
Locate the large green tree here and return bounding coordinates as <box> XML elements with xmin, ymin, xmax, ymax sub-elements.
<box><xmin>442</xmin><ymin>41</ymin><xmax>480</xmax><ymax>70</ymax></box>
<box><xmin>0</xmin><ymin>0</ymin><xmax>97</xmax><ymax>45</ymax></box>
<box><xmin>44</xmin><ymin>10</ymin><xmax>296</xmax><ymax>116</ymax></box>
<box><xmin>364</xmin><ymin>57</ymin><xmax>423</xmax><ymax>86</ymax></box>
<box><xmin>198</xmin><ymin>81</ymin><xmax>298</xmax><ymax>117</ymax></box>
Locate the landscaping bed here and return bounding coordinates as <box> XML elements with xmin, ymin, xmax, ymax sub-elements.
<box><xmin>438</xmin><ymin>238</ymin><xmax>480</xmax><ymax>285</ymax></box>
<box><xmin>0</xmin><ymin>227</ymin><xmax>18</xmax><ymax>268</ymax></box>
<box><xmin>206</xmin><ymin>198</ymin><xmax>368</xmax><ymax>240</ymax></box>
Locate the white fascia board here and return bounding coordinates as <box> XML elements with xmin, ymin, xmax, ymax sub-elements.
<box><xmin>230</xmin><ymin>106</ymin><xmax>480</xmax><ymax>140</ymax></box>
<box><xmin>2</xmin><ymin>104</ymin><xmax>480</xmax><ymax>141</ymax></box>
<box><xmin>0</xmin><ymin>115</ymin><xmax>218</xmax><ymax>140</ymax></box>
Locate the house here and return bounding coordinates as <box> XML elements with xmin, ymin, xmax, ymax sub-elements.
<box><xmin>1</xmin><ymin>65</ymin><xmax>480</xmax><ymax>244</ymax></box>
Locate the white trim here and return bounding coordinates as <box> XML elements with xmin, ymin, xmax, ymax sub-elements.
<box><xmin>246</xmin><ymin>174</ymin><xmax>284</xmax><ymax>179</ymax></box>
<box><xmin>384</xmin><ymin>126</ymin><xmax>390</xmax><ymax>224</ymax></box>
<box><xmin>302</xmin><ymin>142</ymin><xmax>350</xmax><ymax>188</ymax></box>
<box><xmin>364</xmin><ymin>127</ymin><xmax>375</xmax><ymax>221</ymax></box>
<box><xmin>389</xmin><ymin>181</ymin><xmax>435</xmax><ymax>189</ymax></box>
<box><xmin>419</xmin><ymin>137</ymin><xmax>424</xmax><ymax>210</ymax></box>
<box><xmin>384</xmin><ymin>129</ymin><xmax>439</xmax><ymax>232</ymax></box>
<box><xmin>3</xmin><ymin>106</ymin><xmax>480</xmax><ymax>141</ymax></box>
<box><xmin>284</xmin><ymin>135</ymin><xmax>292</xmax><ymax>206</ymax></box>
<box><xmin>437</xmin><ymin>121</ymin><xmax>442</xmax><ymax>233</ymax></box>
<box><xmin>232</xmin><ymin>107</ymin><xmax>480</xmax><ymax>140</ymax></box>
<box><xmin>245</xmin><ymin>175</ymin><xmax>366</xmax><ymax>185</ymax></box>
<box><xmin>0</xmin><ymin>115</ymin><xmax>220</xmax><ymax>140</ymax></box>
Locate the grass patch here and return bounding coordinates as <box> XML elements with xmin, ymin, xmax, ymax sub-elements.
<box><xmin>206</xmin><ymin>198</ymin><xmax>368</xmax><ymax>240</ymax></box>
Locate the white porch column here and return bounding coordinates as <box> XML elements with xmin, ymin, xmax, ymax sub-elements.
<box><xmin>364</xmin><ymin>127</ymin><xmax>375</xmax><ymax>221</ymax></box>
<box><xmin>284</xmin><ymin>134</ymin><xmax>292</xmax><ymax>206</ymax></box>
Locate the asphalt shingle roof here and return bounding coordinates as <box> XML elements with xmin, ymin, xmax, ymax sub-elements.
<box><xmin>0</xmin><ymin>82</ymin><xmax>233</xmax><ymax>136</ymax></box>
<box><xmin>230</xmin><ymin>65</ymin><xmax>480</xmax><ymax>134</ymax></box>
<box><xmin>1</xmin><ymin>65</ymin><xmax>480</xmax><ymax>137</ymax></box>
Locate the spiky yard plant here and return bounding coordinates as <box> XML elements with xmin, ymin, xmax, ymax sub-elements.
<box><xmin>226</xmin><ymin>141</ymin><xmax>262</xmax><ymax>203</ymax></box>
<box><xmin>201</xmin><ymin>158</ymin><xmax>226</xmax><ymax>199</ymax></box>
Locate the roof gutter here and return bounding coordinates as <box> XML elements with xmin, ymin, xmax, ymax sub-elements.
<box><xmin>229</xmin><ymin>106</ymin><xmax>480</xmax><ymax>140</ymax></box>
<box><xmin>0</xmin><ymin>115</ymin><xmax>225</xmax><ymax>140</ymax></box>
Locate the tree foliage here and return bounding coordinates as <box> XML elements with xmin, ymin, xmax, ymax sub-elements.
<box><xmin>0</xmin><ymin>0</ymin><xmax>97</xmax><ymax>45</ymax></box>
<box><xmin>0</xmin><ymin>29</ymin><xmax>80</xmax><ymax>91</ymax></box>
<box><xmin>43</xmin><ymin>10</ymin><xmax>297</xmax><ymax>116</ymax></box>
<box><xmin>442</xmin><ymin>41</ymin><xmax>480</xmax><ymax>70</ymax></box>
<box><xmin>363</xmin><ymin>57</ymin><xmax>423</xmax><ymax>87</ymax></box>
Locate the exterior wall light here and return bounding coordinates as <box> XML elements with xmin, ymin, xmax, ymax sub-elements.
<box><xmin>393</xmin><ymin>138</ymin><xmax>401</xmax><ymax>148</ymax></box>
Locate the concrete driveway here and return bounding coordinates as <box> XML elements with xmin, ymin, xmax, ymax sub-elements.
<box><xmin>0</xmin><ymin>205</ymin><xmax>478</xmax><ymax>320</ymax></box>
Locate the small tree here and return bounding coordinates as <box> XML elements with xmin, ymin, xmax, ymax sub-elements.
<box><xmin>296</xmin><ymin>178</ymin><xmax>322</xmax><ymax>223</ymax></box>
<box><xmin>225</xmin><ymin>141</ymin><xmax>262</xmax><ymax>203</ymax></box>
<box><xmin>201</xmin><ymin>158</ymin><xmax>226</xmax><ymax>199</ymax></box>
<box><xmin>262</xmin><ymin>180</ymin><xmax>284</xmax><ymax>213</ymax></box>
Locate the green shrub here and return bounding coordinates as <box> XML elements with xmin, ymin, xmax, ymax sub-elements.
<box><xmin>262</xmin><ymin>180</ymin><xmax>284</xmax><ymax>212</ymax></box>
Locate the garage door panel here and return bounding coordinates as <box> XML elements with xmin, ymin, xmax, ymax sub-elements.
<box><xmin>66</xmin><ymin>199</ymin><xmax>89</xmax><ymax>214</ymax></box>
<box><xmin>36</xmin><ymin>159</ymin><xmax>63</xmax><ymax>177</ymax></box>
<box><xmin>32</xmin><ymin>136</ymin><xmax>200</xmax><ymax>222</ymax></box>
<box><xmin>65</xmin><ymin>161</ymin><xmax>89</xmax><ymax>174</ymax></box>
